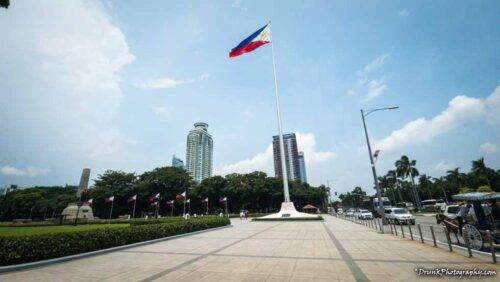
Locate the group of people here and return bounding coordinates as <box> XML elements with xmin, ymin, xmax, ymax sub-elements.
<box><xmin>239</xmin><ymin>210</ymin><xmax>249</xmax><ymax>220</ymax></box>
<box><xmin>456</xmin><ymin>199</ymin><xmax>500</xmax><ymax>234</ymax></box>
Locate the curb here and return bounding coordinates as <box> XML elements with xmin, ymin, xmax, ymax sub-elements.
<box><xmin>0</xmin><ymin>224</ymin><xmax>232</xmax><ymax>274</ymax></box>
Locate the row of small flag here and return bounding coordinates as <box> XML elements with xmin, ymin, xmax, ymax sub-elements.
<box><xmin>85</xmin><ymin>193</ymin><xmax>227</xmax><ymax>206</ymax></box>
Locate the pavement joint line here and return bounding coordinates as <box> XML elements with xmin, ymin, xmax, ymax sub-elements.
<box><xmin>139</xmin><ymin>222</ymin><xmax>283</xmax><ymax>282</ymax></box>
<box><xmin>322</xmin><ymin>221</ymin><xmax>370</xmax><ymax>282</ymax></box>
<box><xmin>0</xmin><ymin>224</ymin><xmax>233</xmax><ymax>274</ymax></box>
<box><xmin>122</xmin><ymin>250</ymin><xmax>492</xmax><ymax>265</ymax></box>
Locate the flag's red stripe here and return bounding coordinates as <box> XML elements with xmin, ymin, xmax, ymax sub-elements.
<box><xmin>229</xmin><ymin>40</ymin><xmax>269</xmax><ymax>58</ymax></box>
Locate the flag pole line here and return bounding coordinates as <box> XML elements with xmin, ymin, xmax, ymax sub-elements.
<box><xmin>269</xmin><ymin>23</ymin><xmax>290</xmax><ymax>203</ymax></box>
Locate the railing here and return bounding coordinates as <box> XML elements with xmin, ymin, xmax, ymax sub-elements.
<box><xmin>333</xmin><ymin>212</ymin><xmax>498</xmax><ymax>264</ymax></box>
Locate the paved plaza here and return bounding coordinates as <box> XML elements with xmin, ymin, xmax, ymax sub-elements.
<box><xmin>1</xmin><ymin>215</ymin><xmax>498</xmax><ymax>281</ymax></box>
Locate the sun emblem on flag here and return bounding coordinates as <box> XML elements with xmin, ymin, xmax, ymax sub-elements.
<box><xmin>260</xmin><ymin>30</ymin><xmax>270</xmax><ymax>42</ymax></box>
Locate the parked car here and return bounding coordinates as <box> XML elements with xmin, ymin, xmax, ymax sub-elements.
<box><xmin>436</xmin><ymin>205</ymin><xmax>460</xmax><ymax>224</ymax></box>
<box><xmin>396</xmin><ymin>202</ymin><xmax>415</xmax><ymax>211</ymax></box>
<box><xmin>345</xmin><ymin>209</ymin><xmax>355</xmax><ymax>217</ymax></box>
<box><xmin>385</xmin><ymin>208</ymin><xmax>415</xmax><ymax>225</ymax></box>
<box><xmin>435</xmin><ymin>199</ymin><xmax>447</xmax><ymax>211</ymax></box>
<box><xmin>421</xmin><ymin>199</ymin><xmax>438</xmax><ymax>212</ymax></box>
<box><xmin>337</xmin><ymin>208</ymin><xmax>344</xmax><ymax>214</ymax></box>
<box><xmin>356</xmin><ymin>209</ymin><xmax>373</xmax><ymax>220</ymax></box>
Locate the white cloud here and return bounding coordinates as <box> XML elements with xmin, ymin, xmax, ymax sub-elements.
<box><xmin>152</xmin><ymin>106</ymin><xmax>168</xmax><ymax>116</ymax></box>
<box><xmin>214</xmin><ymin>132</ymin><xmax>336</xmax><ymax>184</ymax></box>
<box><xmin>134</xmin><ymin>73</ymin><xmax>210</xmax><ymax>89</ymax></box>
<box><xmin>358</xmin><ymin>54</ymin><xmax>390</xmax><ymax>76</ymax></box>
<box><xmin>0</xmin><ymin>0</ymin><xmax>135</xmax><ymax>171</ymax></box>
<box><xmin>232</xmin><ymin>0</ymin><xmax>248</xmax><ymax>11</ymax></box>
<box><xmin>347</xmin><ymin>89</ymin><xmax>356</xmax><ymax>96</ymax></box>
<box><xmin>296</xmin><ymin>132</ymin><xmax>337</xmax><ymax>163</ymax></box>
<box><xmin>0</xmin><ymin>166</ymin><xmax>50</xmax><ymax>177</ymax></box>
<box><xmin>481</xmin><ymin>142</ymin><xmax>498</xmax><ymax>153</ymax></box>
<box><xmin>215</xmin><ymin>145</ymin><xmax>274</xmax><ymax>176</ymax></box>
<box><xmin>364</xmin><ymin>79</ymin><xmax>387</xmax><ymax>101</ymax></box>
<box><xmin>434</xmin><ymin>161</ymin><xmax>454</xmax><ymax>172</ymax></box>
<box><xmin>353</xmin><ymin>54</ymin><xmax>389</xmax><ymax>101</ymax></box>
<box><xmin>376</xmin><ymin>86</ymin><xmax>499</xmax><ymax>152</ymax></box>
<box><xmin>398</xmin><ymin>9</ymin><xmax>409</xmax><ymax>17</ymax></box>
<box><xmin>243</xmin><ymin>107</ymin><xmax>254</xmax><ymax>119</ymax></box>
<box><xmin>199</xmin><ymin>73</ymin><xmax>210</xmax><ymax>81</ymax></box>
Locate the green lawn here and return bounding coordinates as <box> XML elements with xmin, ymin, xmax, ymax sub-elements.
<box><xmin>0</xmin><ymin>223</ymin><xmax>129</xmax><ymax>237</ymax></box>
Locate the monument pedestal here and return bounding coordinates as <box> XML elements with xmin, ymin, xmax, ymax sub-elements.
<box><xmin>254</xmin><ymin>202</ymin><xmax>322</xmax><ymax>221</ymax></box>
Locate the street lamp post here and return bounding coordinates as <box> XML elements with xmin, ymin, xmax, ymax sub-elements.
<box><xmin>361</xmin><ymin>106</ymin><xmax>399</xmax><ymax>233</ymax></box>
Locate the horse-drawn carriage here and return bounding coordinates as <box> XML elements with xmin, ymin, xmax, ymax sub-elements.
<box><xmin>440</xmin><ymin>192</ymin><xmax>500</xmax><ymax>250</ymax></box>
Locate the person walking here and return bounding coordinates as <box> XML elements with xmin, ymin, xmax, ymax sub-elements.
<box><xmin>456</xmin><ymin>203</ymin><xmax>469</xmax><ymax>236</ymax></box>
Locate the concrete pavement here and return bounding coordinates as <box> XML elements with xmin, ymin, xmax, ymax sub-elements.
<box><xmin>1</xmin><ymin>215</ymin><xmax>498</xmax><ymax>281</ymax></box>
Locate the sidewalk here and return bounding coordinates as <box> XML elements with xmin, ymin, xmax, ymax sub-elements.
<box><xmin>0</xmin><ymin>215</ymin><xmax>498</xmax><ymax>281</ymax></box>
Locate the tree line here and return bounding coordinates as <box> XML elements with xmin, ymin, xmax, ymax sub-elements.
<box><xmin>338</xmin><ymin>157</ymin><xmax>499</xmax><ymax>209</ymax></box>
<box><xmin>0</xmin><ymin>167</ymin><xmax>329</xmax><ymax>221</ymax></box>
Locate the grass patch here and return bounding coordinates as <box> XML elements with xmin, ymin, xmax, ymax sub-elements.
<box><xmin>0</xmin><ymin>216</ymin><xmax>230</xmax><ymax>266</ymax></box>
<box><xmin>0</xmin><ymin>224</ymin><xmax>130</xmax><ymax>237</ymax></box>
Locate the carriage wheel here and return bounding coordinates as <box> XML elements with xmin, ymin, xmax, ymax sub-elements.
<box><xmin>462</xmin><ymin>224</ymin><xmax>483</xmax><ymax>250</ymax></box>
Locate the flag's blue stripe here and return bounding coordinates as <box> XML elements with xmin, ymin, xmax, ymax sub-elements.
<box><xmin>232</xmin><ymin>24</ymin><xmax>268</xmax><ymax>51</ymax></box>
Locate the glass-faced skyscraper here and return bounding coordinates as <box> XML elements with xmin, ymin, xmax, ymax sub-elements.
<box><xmin>186</xmin><ymin>122</ymin><xmax>213</xmax><ymax>183</ymax></box>
<box><xmin>272</xmin><ymin>133</ymin><xmax>301</xmax><ymax>181</ymax></box>
<box><xmin>298</xmin><ymin>151</ymin><xmax>307</xmax><ymax>183</ymax></box>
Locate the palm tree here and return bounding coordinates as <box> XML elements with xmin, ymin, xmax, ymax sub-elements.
<box><xmin>446</xmin><ymin>167</ymin><xmax>462</xmax><ymax>195</ymax></box>
<box><xmin>418</xmin><ymin>174</ymin><xmax>433</xmax><ymax>199</ymax></box>
<box><xmin>386</xmin><ymin>170</ymin><xmax>403</xmax><ymax>203</ymax></box>
<box><xmin>395</xmin><ymin>156</ymin><xmax>421</xmax><ymax>209</ymax></box>
<box><xmin>378</xmin><ymin>175</ymin><xmax>396</xmax><ymax>204</ymax></box>
<box><xmin>433</xmin><ymin>177</ymin><xmax>449</xmax><ymax>203</ymax></box>
<box><xmin>471</xmin><ymin>157</ymin><xmax>492</xmax><ymax>186</ymax></box>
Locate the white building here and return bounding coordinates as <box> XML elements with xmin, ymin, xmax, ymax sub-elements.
<box><xmin>186</xmin><ymin>122</ymin><xmax>213</xmax><ymax>182</ymax></box>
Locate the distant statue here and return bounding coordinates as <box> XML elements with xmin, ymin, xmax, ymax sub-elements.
<box><xmin>76</xmin><ymin>168</ymin><xmax>91</xmax><ymax>200</ymax></box>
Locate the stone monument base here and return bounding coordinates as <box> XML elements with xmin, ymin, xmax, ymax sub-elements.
<box><xmin>253</xmin><ymin>202</ymin><xmax>323</xmax><ymax>221</ymax></box>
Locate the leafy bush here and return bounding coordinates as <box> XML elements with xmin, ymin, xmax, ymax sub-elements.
<box><xmin>0</xmin><ymin>216</ymin><xmax>229</xmax><ymax>266</ymax></box>
<box><xmin>476</xmin><ymin>185</ymin><xmax>492</xmax><ymax>192</ymax></box>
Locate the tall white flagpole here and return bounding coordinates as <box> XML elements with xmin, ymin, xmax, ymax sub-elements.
<box><xmin>269</xmin><ymin>22</ymin><xmax>290</xmax><ymax>203</ymax></box>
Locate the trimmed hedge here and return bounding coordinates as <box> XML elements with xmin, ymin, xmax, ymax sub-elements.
<box><xmin>129</xmin><ymin>216</ymin><xmax>186</xmax><ymax>226</ymax></box>
<box><xmin>0</xmin><ymin>216</ymin><xmax>229</xmax><ymax>266</ymax></box>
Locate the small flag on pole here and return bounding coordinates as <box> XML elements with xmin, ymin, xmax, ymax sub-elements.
<box><xmin>186</xmin><ymin>199</ymin><xmax>190</xmax><ymax>204</ymax></box>
<box><xmin>176</xmin><ymin>191</ymin><xmax>186</xmax><ymax>201</ymax></box>
<box><xmin>149</xmin><ymin>193</ymin><xmax>160</xmax><ymax>203</ymax></box>
<box><xmin>127</xmin><ymin>195</ymin><xmax>137</xmax><ymax>203</ymax></box>
<box><xmin>85</xmin><ymin>198</ymin><xmax>93</xmax><ymax>205</ymax></box>
<box><xmin>166</xmin><ymin>200</ymin><xmax>174</xmax><ymax>206</ymax></box>
<box><xmin>219</xmin><ymin>196</ymin><xmax>227</xmax><ymax>203</ymax></box>
<box><xmin>229</xmin><ymin>23</ymin><xmax>270</xmax><ymax>58</ymax></box>
<box><xmin>201</xmin><ymin>197</ymin><xmax>208</xmax><ymax>203</ymax></box>
<box><xmin>105</xmin><ymin>196</ymin><xmax>114</xmax><ymax>203</ymax></box>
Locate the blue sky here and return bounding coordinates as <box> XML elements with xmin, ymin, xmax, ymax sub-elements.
<box><xmin>1</xmin><ymin>0</ymin><xmax>499</xmax><ymax>196</ymax></box>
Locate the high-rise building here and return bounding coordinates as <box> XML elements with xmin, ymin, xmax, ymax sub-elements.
<box><xmin>186</xmin><ymin>122</ymin><xmax>213</xmax><ymax>183</ymax></box>
<box><xmin>272</xmin><ymin>133</ymin><xmax>301</xmax><ymax>181</ymax></box>
<box><xmin>298</xmin><ymin>151</ymin><xmax>307</xmax><ymax>183</ymax></box>
<box><xmin>172</xmin><ymin>155</ymin><xmax>184</xmax><ymax>168</ymax></box>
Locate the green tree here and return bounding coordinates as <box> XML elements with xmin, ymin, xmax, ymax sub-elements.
<box><xmin>395</xmin><ymin>156</ymin><xmax>421</xmax><ymax>209</ymax></box>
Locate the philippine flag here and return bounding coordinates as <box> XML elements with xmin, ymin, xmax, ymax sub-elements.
<box><xmin>176</xmin><ymin>191</ymin><xmax>186</xmax><ymax>201</ymax></box>
<box><xmin>229</xmin><ymin>23</ymin><xmax>270</xmax><ymax>58</ymax></box>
